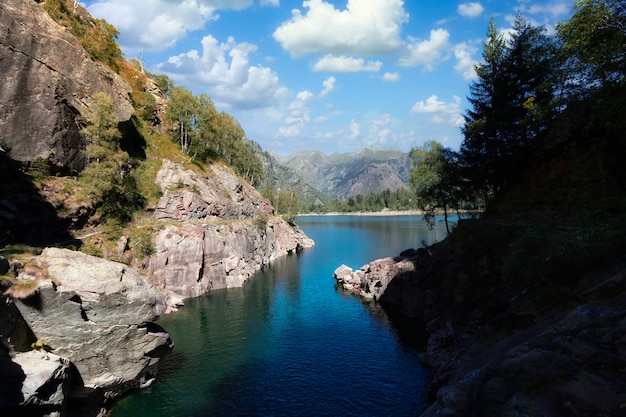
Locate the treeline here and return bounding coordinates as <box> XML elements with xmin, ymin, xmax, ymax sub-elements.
<box><xmin>152</xmin><ymin>75</ymin><xmax>263</xmax><ymax>187</ymax></box>
<box><xmin>309</xmin><ymin>188</ymin><xmax>416</xmax><ymax>214</ymax></box>
<box><xmin>409</xmin><ymin>0</ymin><xmax>626</xmax><ymax>231</ymax></box>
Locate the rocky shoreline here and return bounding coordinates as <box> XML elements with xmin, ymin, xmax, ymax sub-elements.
<box><xmin>334</xmin><ymin>221</ymin><xmax>626</xmax><ymax>417</ymax></box>
<box><xmin>0</xmin><ymin>159</ymin><xmax>314</xmax><ymax>417</ymax></box>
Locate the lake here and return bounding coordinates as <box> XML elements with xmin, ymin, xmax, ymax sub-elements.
<box><xmin>110</xmin><ymin>215</ymin><xmax>451</xmax><ymax>417</ymax></box>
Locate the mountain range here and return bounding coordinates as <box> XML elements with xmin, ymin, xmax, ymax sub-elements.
<box><xmin>257</xmin><ymin>146</ymin><xmax>412</xmax><ymax>208</ymax></box>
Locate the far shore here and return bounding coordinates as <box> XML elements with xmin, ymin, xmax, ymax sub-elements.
<box><xmin>298</xmin><ymin>209</ymin><xmax>424</xmax><ymax>217</ymax></box>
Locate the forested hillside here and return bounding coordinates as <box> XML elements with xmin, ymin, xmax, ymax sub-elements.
<box><xmin>370</xmin><ymin>2</ymin><xmax>626</xmax><ymax>415</ymax></box>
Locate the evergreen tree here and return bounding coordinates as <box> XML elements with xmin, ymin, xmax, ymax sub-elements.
<box><xmin>461</xmin><ymin>18</ymin><xmax>508</xmax><ymax>201</ymax></box>
<box><xmin>461</xmin><ymin>16</ymin><xmax>557</xmax><ymax>207</ymax></box>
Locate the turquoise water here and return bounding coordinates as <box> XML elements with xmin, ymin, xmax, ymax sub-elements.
<box><xmin>111</xmin><ymin>215</ymin><xmax>450</xmax><ymax>417</ymax></box>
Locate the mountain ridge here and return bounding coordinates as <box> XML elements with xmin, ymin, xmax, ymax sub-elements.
<box><xmin>278</xmin><ymin>147</ymin><xmax>412</xmax><ymax>200</ymax></box>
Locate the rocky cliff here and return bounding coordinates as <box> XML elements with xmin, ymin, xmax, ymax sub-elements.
<box><xmin>145</xmin><ymin>160</ymin><xmax>314</xmax><ymax>298</ymax></box>
<box><xmin>0</xmin><ymin>0</ymin><xmax>134</xmax><ymax>173</ymax></box>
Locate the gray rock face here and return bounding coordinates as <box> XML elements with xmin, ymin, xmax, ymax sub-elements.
<box><xmin>0</xmin><ymin>0</ymin><xmax>133</xmax><ymax>172</ymax></box>
<box><xmin>148</xmin><ymin>160</ymin><xmax>314</xmax><ymax>298</ymax></box>
<box><xmin>154</xmin><ymin>160</ymin><xmax>275</xmax><ymax>221</ymax></box>
<box><xmin>0</xmin><ymin>350</ymin><xmax>72</xmax><ymax>416</ymax></box>
<box><xmin>13</xmin><ymin>248</ymin><xmax>172</xmax><ymax>401</ymax></box>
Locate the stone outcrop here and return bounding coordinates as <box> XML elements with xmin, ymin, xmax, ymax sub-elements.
<box><xmin>146</xmin><ymin>160</ymin><xmax>314</xmax><ymax>298</ymax></box>
<box><xmin>0</xmin><ymin>0</ymin><xmax>133</xmax><ymax>172</ymax></box>
<box><xmin>334</xmin><ymin>251</ymin><xmax>416</xmax><ymax>300</ymax></box>
<box><xmin>0</xmin><ymin>350</ymin><xmax>73</xmax><ymax>417</ymax></box>
<box><xmin>12</xmin><ymin>248</ymin><xmax>173</xmax><ymax>407</ymax></box>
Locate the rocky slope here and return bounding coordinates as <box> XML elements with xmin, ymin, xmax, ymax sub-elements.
<box><xmin>1</xmin><ymin>247</ymin><xmax>173</xmax><ymax>417</ymax></box>
<box><xmin>144</xmin><ymin>159</ymin><xmax>314</xmax><ymax>298</ymax></box>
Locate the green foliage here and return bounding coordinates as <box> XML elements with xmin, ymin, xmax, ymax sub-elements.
<box><xmin>31</xmin><ymin>340</ymin><xmax>51</xmax><ymax>352</ymax></box>
<box><xmin>409</xmin><ymin>141</ymin><xmax>462</xmax><ymax>233</ymax></box>
<box><xmin>79</xmin><ymin>92</ymin><xmax>145</xmax><ymax>224</ymax></box>
<box><xmin>461</xmin><ymin>15</ymin><xmax>559</xmax><ymax>203</ymax></box>
<box><xmin>42</xmin><ymin>0</ymin><xmax>122</xmax><ymax>71</ymax></box>
<box><xmin>262</xmin><ymin>184</ymin><xmax>299</xmax><ymax>222</ymax></box>
<box><xmin>312</xmin><ymin>187</ymin><xmax>416</xmax><ymax>214</ymax></box>
<box><xmin>163</xmin><ymin>85</ymin><xmax>263</xmax><ymax>186</ymax></box>
<box><xmin>26</xmin><ymin>158</ymin><xmax>52</xmax><ymax>182</ymax></box>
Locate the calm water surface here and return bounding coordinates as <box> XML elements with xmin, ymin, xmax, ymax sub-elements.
<box><xmin>111</xmin><ymin>215</ymin><xmax>450</xmax><ymax>417</ymax></box>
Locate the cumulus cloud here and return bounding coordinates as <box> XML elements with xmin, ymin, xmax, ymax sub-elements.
<box><xmin>156</xmin><ymin>35</ymin><xmax>289</xmax><ymax>111</ymax></box>
<box><xmin>382</xmin><ymin>72</ymin><xmax>400</xmax><ymax>82</ymax></box>
<box><xmin>272</xmin><ymin>0</ymin><xmax>408</xmax><ymax>57</ymax></box>
<box><xmin>367</xmin><ymin>114</ymin><xmax>393</xmax><ymax>147</ymax></box>
<box><xmin>525</xmin><ymin>2</ymin><xmax>571</xmax><ymax>17</ymax></box>
<box><xmin>412</xmin><ymin>95</ymin><xmax>463</xmax><ymax>127</ymax></box>
<box><xmin>312</xmin><ymin>55</ymin><xmax>382</xmax><ymax>72</ymax></box>
<box><xmin>85</xmin><ymin>0</ymin><xmax>254</xmax><ymax>52</ymax></box>
<box><xmin>320</xmin><ymin>76</ymin><xmax>336</xmax><ymax>97</ymax></box>
<box><xmin>276</xmin><ymin>91</ymin><xmax>315</xmax><ymax>138</ymax></box>
<box><xmin>458</xmin><ymin>2</ymin><xmax>484</xmax><ymax>18</ymax></box>
<box><xmin>454</xmin><ymin>42</ymin><xmax>479</xmax><ymax>81</ymax></box>
<box><xmin>399</xmin><ymin>29</ymin><xmax>450</xmax><ymax>70</ymax></box>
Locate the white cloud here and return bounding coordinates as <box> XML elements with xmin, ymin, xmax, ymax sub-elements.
<box><xmin>412</xmin><ymin>95</ymin><xmax>463</xmax><ymax>127</ymax></box>
<box><xmin>277</xmin><ymin>91</ymin><xmax>314</xmax><ymax>138</ymax></box>
<box><xmin>261</xmin><ymin>0</ymin><xmax>279</xmax><ymax>6</ymax></box>
<box><xmin>399</xmin><ymin>29</ymin><xmax>450</xmax><ymax>70</ymax></box>
<box><xmin>156</xmin><ymin>35</ymin><xmax>289</xmax><ymax>111</ymax></box>
<box><xmin>367</xmin><ymin>114</ymin><xmax>393</xmax><ymax>147</ymax></box>
<box><xmin>312</xmin><ymin>55</ymin><xmax>382</xmax><ymax>72</ymax></box>
<box><xmin>272</xmin><ymin>0</ymin><xmax>408</xmax><ymax>57</ymax></box>
<box><xmin>349</xmin><ymin>120</ymin><xmax>361</xmax><ymax>140</ymax></box>
<box><xmin>85</xmin><ymin>0</ymin><xmax>256</xmax><ymax>52</ymax></box>
<box><xmin>382</xmin><ymin>72</ymin><xmax>400</xmax><ymax>82</ymax></box>
<box><xmin>320</xmin><ymin>76</ymin><xmax>336</xmax><ymax>97</ymax></box>
<box><xmin>458</xmin><ymin>2</ymin><xmax>484</xmax><ymax>18</ymax></box>
<box><xmin>525</xmin><ymin>2</ymin><xmax>570</xmax><ymax>17</ymax></box>
<box><xmin>454</xmin><ymin>42</ymin><xmax>478</xmax><ymax>81</ymax></box>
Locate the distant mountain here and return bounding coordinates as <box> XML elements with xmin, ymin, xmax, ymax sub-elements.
<box><xmin>280</xmin><ymin>148</ymin><xmax>411</xmax><ymax>200</ymax></box>
<box><xmin>247</xmin><ymin>142</ymin><xmax>330</xmax><ymax>211</ymax></box>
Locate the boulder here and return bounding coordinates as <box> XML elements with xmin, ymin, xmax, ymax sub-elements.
<box><xmin>13</xmin><ymin>248</ymin><xmax>173</xmax><ymax>401</ymax></box>
<box><xmin>0</xmin><ymin>0</ymin><xmax>133</xmax><ymax>172</ymax></box>
<box><xmin>334</xmin><ymin>256</ymin><xmax>415</xmax><ymax>300</ymax></box>
<box><xmin>0</xmin><ymin>350</ymin><xmax>72</xmax><ymax>416</ymax></box>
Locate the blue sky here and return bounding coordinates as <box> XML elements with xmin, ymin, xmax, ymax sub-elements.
<box><xmin>82</xmin><ymin>0</ymin><xmax>573</xmax><ymax>156</ymax></box>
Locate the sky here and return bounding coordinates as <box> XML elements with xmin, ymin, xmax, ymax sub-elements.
<box><xmin>81</xmin><ymin>0</ymin><xmax>574</xmax><ymax>156</ymax></box>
